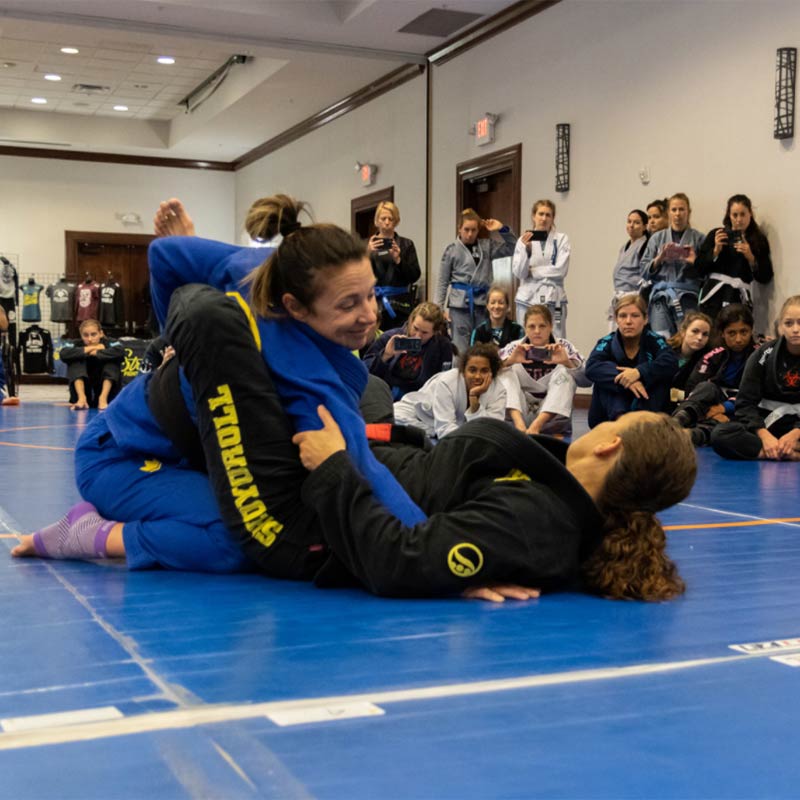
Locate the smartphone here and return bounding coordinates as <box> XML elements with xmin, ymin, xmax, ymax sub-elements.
<box><xmin>526</xmin><ymin>230</ymin><xmax>548</xmax><ymax>241</ymax></box>
<box><xmin>525</xmin><ymin>345</ymin><xmax>550</xmax><ymax>361</ymax></box>
<box><xmin>382</xmin><ymin>237</ymin><xmax>394</xmax><ymax>249</ymax></box>
<box><xmin>394</xmin><ymin>336</ymin><xmax>421</xmax><ymax>353</ymax></box>
<box><xmin>724</xmin><ymin>228</ymin><xmax>742</xmax><ymax>245</ymax></box>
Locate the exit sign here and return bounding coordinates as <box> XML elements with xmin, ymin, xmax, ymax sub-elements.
<box><xmin>474</xmin><ymin>114</ymin><xmax>497</xmax><ymax>146</ymax></box>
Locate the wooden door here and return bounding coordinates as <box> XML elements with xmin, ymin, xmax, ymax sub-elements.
<box><xmin>65</xmin><ymin>232</ymin><xmax>154</xmax><ymax>337</ymax></box>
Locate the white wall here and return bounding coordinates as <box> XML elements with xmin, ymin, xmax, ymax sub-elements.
<box><xmin>429</xmin><ymin>0</ymin><xmax>799</xmax><ymax>353</ymax></box>
<box><xmin>235</xmin><ymin>75</ymin><xmax>428</xmax><ymax>266</ymax></box>
<box><xmin>0</xmin><ymin>156</ymin><xmax>236</xmax><ymax>277</ymax></box>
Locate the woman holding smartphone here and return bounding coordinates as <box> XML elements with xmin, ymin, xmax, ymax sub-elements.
<box><xmin>363</xmin><ymin>302</ymin><xmax>454</xmax><ymax>399</ymax></box>
<box><xmin>499</xmin><ymin>304</ymin><xmax>586</xmax><ymax>436</ymax></box>
<box><xmin>512</xmin><ymin>199</ymin><xmax>571</xmax><ymax>337</ymax></box>
<box><xmin>691</xmin><ymin>194</ymin><xmax>773</xmax><ymax>321</ymax></box>
<box><xmin>639</xmin><ymin>193</ymin><xmax>705</xmax><ymax>338</ymax></box>
<box><xmin>368</xmin><ymin>201</ymin><xmax>421</xmax><ymax>329</ymax></box>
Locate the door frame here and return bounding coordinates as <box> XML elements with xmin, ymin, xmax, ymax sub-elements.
<box><xmin>64</xmin><ymin>231</ymin><xmax>155</xmax><ymax>280</ymax></box>
<box><xmin>350</xmin><ymin>186</ymin><xmax>394</xmax><ymax>235</ymax></box>
<box><xmin>455</xmin><ymin>144</ymin><xmax>522</xmax><ymax>234</ymax></box>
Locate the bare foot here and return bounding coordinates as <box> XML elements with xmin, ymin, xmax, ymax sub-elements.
<box><xmin>11</xmin><ymin>534</ymin><xmax>36</xmax><ymax>557</ymax></box>
<box><xmin>153</xmin><ymin>198</ymin><xmax>195</xmax><ymax>237</ymax></box>
<box><xmin>98</xmin><ymin>397</ymin><xmax>109</xmax><ymax>410</ymax></box>
<box><xmin>70</xmin><ymin>399</ymin><xmax>89</xmax><ymax>410</ymax></box>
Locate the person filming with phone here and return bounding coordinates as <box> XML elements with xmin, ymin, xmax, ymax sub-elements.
<box><xmin>499</xmin><ymin>304</ymin><xmax>587</xmax><ymax>436</ymax></box>
<box><xmin>368</xmin><ymin>201</ymin><xmax>421</xmax><ymax>329</ymax></box>
<box><xmin>363</xmin><ymin>302</ymin><xmax>454</xmax><ymax>400</ymax></box>
<box><xmin>691</xmin><ymin>194</ymin><xmax>773</xmax><ymax>322</ymax></box>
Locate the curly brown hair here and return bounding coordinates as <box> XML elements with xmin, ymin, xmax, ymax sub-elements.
<box><xmin>581</xmin><ymin>414</ymin><xmax>697</xmax><ymax>601</ymax></box>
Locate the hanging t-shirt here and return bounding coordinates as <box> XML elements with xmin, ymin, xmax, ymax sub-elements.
<box><xmin>0</xmin><ymin>261</ymin><xmax>18</xmax><ymax>301</ymax></box>
<box><xmin>46</xmin><ymin>280</ymin><xmax>76</xmax><ymax>323</ymax></box>
<box><xmin>99</xmin><ymin>281</ymin><xmax>124</xmax><ymax>327</ymax></box>
<box><xmin>22</xmin><ymin>281</ymin><xmax>44</xmax><ymax>322</ymax></box>
<box><xmin>19</xmin><ymin>325</ymin><xmax>54</xmax><ymax>374</ymax></box>
<box><xmin>75</xmin><ymin>281</ymin><xmax>100</xmax><ymax>321</ymax></box>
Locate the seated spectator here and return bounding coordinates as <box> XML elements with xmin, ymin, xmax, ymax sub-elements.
<box><xmin>363</xmin><ymin>302</ymin><xmax>454</xmax><ymax>400</ymax></box>
<box><xmin>691</xmin><ymin>194</ymin><xmax>773</xmax><ymax>321</ymax></box>
<box><xmin>499</xmin><ymin>304</ymin><xmax>586</xmax><ymax>436</ymax></box>
<box><xmin>640</xmin><ymin>192</ymin><xmax>705</xmax><ymax>337</ymax></box>
<box><xmin>368</xmin><ymin>201</ymin><xmax>421</xmax><ymax>329</ymax></box>
<box><xmin>394</xmin><ymin>342</ymin><xmax>506</xmax><ymax>439</ymax></box>
<box><xmin>711</xmin><ymin>296</ymin><xmax>800</xmax><ymax>460</ymax></box>
<box><xmin>470</xmin><ymin>285</ymin><xmax>524</xmax><ymax>348</ymax></box>
<box><xmin>673</xmin><ymin>304</ymin><xmax>757</xmax><ymax>446</ymax></box>
<box><xmin>59</xmin><ymin>319</ymin><xmax>124</xmax><ymax>410</ymax></box>
<box><xmin>666</xmin><ymin>310</ymin><xmax>713</xmax><ymax>406</ymax></box>
<box><xmin>585</xmin><ymin>294</ymin><xmax>678</xmax><ymax>428</ymax></box>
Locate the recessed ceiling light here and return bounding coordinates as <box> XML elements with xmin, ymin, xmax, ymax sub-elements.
<box><xmin>157</xmin><ymin>56</ymin><xmax>175</xmax><ymax>65</ymax></box>
<box><xmin>31</xmin><ymin>97</ymin><xmax>47</xmax><ymax>104</ymax></box>
<box><xmin>2</xmin><ymin>62</ymin><xmax>17</xmax><ymax>69</ymax></box>
<box><xmin>113</xmin><ymin>105</ymin><xmax>128</xmax><ymax>111</ymax></box>
<box><xmin>60</xmin><ymin>47</ymin><xmax>79</xmax><ymax>55</ymax></box>
<box><xmin>44</xmin><ymin>74</ymin><xmax>62</xmax><ymax>81</ymax></box>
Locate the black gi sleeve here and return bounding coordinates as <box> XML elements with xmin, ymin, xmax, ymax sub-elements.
<box><xmin>58</xmin><ymin>342</ymin><xmax>87</xmax><ymax>364</ymax></box>
<box><xmin>733</xmin><ymin>348</ymin><xmax>768</xmax><ymax>431</ymax></box>
<box><xmin>302</xmin><ymin>450</ymin><xmax>583</xmax><ymax>597</ymax></box>
<box><xmin>396</xmin><ymin>238</ymin><xmax>421</xmax><ymax>286</ymax></box>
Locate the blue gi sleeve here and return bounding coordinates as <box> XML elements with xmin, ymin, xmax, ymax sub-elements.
<box><xmin>148</xmin><ymin>236</ymin><xmax>269</xmax><ymax>328</ymax></box>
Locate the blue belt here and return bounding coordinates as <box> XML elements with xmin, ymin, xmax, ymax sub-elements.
<box><xmin>452</xmin><ymin>282</ymin><xmax>489</xmax><ymax>326</ymax></box>
<box><xmin>374</xmin><ymin>285</ymin><xmax>409</xmax><ymax>319</ymax></box>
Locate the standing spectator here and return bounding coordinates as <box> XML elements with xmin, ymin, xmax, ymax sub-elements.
<box><xmin>512</xmin><ymin>199</ymin><xmax>571</xmax><ymax>337</ymax></box>
<box><xmin>609</xmin><ymin>209</ymin><xmax>650</xmax><ymax>329</ymax></box>
<box><xmin>367</xmin><ymin>201</ymin><xmax>421</xmax><ymax>329</ymax></box>
<box><xmin>640</xmin><ymin>192</ymin><xmax>705</xmax><ymax>337</ymax></box>
<box><xmin>692</xmin><ymin>194</ymin><xmax>773</xmax><ymax>321</ymax></box>
<box><xmin>646</xmin><ymin>198</ymin><xmax>669</xmax><ymax>234</ymax></box>
<box><xmin>363</xmin><ymin>302</ymin><xmax>454</xmax><ymax>400</ymax></box>
<box><xmin>435</xmin><ymin>209</ymin><xmax>516</xmax><ymax>354</ymax></box>
<box><xmin>60</xmin><ymin>319</ymin><xmax>124</xmax><ymax>410</ymax></box>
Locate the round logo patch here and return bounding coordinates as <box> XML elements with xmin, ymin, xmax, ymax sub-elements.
<box><xmin>447</xmin><ymin>543</ymin><xmax>484</xmax><ymax>578</ymax></box>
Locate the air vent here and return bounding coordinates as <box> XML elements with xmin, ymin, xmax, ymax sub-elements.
<box><xmin>72</xmin><ymin>83</ymin><xmax>111</xmax><ymax>95</ymax></box>
<box><xmin>398</xmin><ymin>9</ymin><xmax>482</xmax><ymax>37</ymax></box>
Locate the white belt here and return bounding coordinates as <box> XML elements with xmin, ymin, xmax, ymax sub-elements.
<box><xmin>701</xmin><ymin>272</ymin><xmax>751</xmax><ymax>305</ymax></box>
<box><xmin>759</xmin><ymin>398</ymin><xmax>800</xmax><ymax>429</ymax></box>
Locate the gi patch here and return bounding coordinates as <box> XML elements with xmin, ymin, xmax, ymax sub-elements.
<box><xmin>140</xmin><ymin>459</ymin><xmax>162</xmax><ymax>473</ymax></box>
<box><xmin>495</xmin><ymin>469</ymin><xmax>531</xmax><ymax>482</ymax></box>
<box><xmin>448</xmin><ymin>543</ymin><xmax>483</xmax><ymax>578</ymax></box>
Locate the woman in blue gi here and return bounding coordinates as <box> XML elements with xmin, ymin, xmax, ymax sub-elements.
<box><xmin>434</xmin><ymin>209</ymin><xmax>516</xmax><ymax>355</ymax></box>
<box><xmin>512</xmin><ymin>199</ymin><xmax>571</xmax><ymax>337</ymax></box>
<box><xmin>639</xmin><ymin>192</ymin><xmax>705</xmax><ymax>338</ymax></box>
<box><xmin>13</xmin><ymin>197</ymin><xmax>426</xmax><ymax>573</ymax></box>
<box><xmin>14</xmin><ymin>209</ymin><xmax>698</xmax><ymax>603</ymax></box>
<box><xmin>585</xmin><ymin>293</ymin><xmax>678</xmax><ymax>428</ymax></box>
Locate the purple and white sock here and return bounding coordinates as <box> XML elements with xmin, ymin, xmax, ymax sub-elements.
<box><xmin>32</xmin><ymin>501</ymin><xmax>116</xmax><ymax>560</ymax></box>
